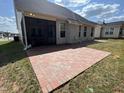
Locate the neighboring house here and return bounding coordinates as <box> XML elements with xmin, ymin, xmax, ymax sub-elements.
<box><xmin>0</xmin><ymin>34</ymin><xmax>3</xmax><ymax>38</ymax></box>
<box><xmin>0</xmin><ymin>32</ymin><xmax>4</xmax><ymax>38</ymax></box>
<box><xmin>0</xmin><ymin>31</ymin><xmax>19</xmax><ymax>39</ymax></box>
<box><xmin>95</xmin><ymin>21</ymin><xmax>124</xmax><ymax>39</ymax></box>
<box><xmin>14</xmin><ymin>0</ymin><xmax>97</xmax><ymax>49</ymax></box>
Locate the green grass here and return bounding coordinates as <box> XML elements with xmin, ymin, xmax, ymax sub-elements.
<box><xmin>0</xmin><ymin>40</ymin><xmax>124</xmax><ymax>93</ymax></box>
<box><xmin>53</xmin><ymin>39</ymin><xmax>124</xmax><ymax>93</ymax></box>
<box><xmin>0</xmin><ymin>41</ymin><xmax>41</xmax><ymax>93</ymax></box>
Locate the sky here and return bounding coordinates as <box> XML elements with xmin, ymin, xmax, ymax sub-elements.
<box><xmin>0</xmin><ymin>0</ymin><xmax>124</xmax><ymax>33</ymax></box>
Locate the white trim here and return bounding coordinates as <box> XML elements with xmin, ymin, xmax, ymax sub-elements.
<box><xmin>67</xmin><ymin>19</ymin><xmax>81</xmax><ymax>25</ymax></box>
<box><xmin>13</xmin><ymin>0</ymin><xmax>18</xmax><ymax>29</ymax></box>
<box><xmin>22</xmin><ymin>14</ymin><xmax>28</xmax><ymax>50</ymax></box>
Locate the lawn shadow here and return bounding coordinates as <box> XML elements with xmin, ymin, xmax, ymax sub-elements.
<box><xmin>27</xmin><ymin>40</ymin><xmax>101</xmax><ymax>57</ymax></box>
<box><xmin>0</xmin><ymin>40</ymin><xmax>101</xmax><ymax>67</ymax></box>
<box><xmin>0</xmin><ymin>41</ymin><xmax>27</xmax><ymax>67</ymax></box>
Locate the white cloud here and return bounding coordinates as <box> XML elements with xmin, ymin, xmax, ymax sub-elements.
<box><xmin>54</xmin><ymin>0</ymin><xmax>61</xmax><ymax>3</ymax></box>
<box><xmin>70</xmin><ymin>0</ymin><xmax>90</xmax><ymax>4</ymax></box>
<box><xmin>105</xmin><ymin>15</ymin><xmax>124</xmax><ymax>22</ymax></box>
<box><xmin>50</xmin><ymin>0</ymin><xmax>121</xmax><ymax>22</ymax></box>
<box><xmin>76</xmin><ymin>3</ymin><xmax>120</xmax><ymax>18</ymax></box>
<box><xmin>51</xmin><ymin>0</ymin><xmax>90</xmax><ymax>7</ymax></box>
<box><xmin>0</xmin><ymin>16</ymin><xmax>17</xmax><ymax>33</ymax></box>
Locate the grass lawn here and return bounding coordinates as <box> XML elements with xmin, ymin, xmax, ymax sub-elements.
<box><xmin>0</xmin><ymin>39</ymin><xmax>124</xmax><ymax>93</ymax></box>
<box><xmin>53</xmin><ymin>39</ymin><xmax>124</xmax><ymax>93</ymax></box>
<box><xmin>0</xmin><ymin>41</ymin><xmax>41</xmax><ymax>93</ymax></box>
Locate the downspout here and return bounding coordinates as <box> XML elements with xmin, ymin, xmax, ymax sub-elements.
<box><xmin>13</xmin><ymin>0</ymin><xmax>31</xmax><ymax>50</ymax></box>
<box><xmin>13</xmin><ymin>0</ymin><xmax>27</xmax><ymax>49</ymax></box>
<box><xmin>13</xmin><ymin>0</ymin><xmax>18</xmax><ymax>30</ymax></box>
<box><xmin>22</xmin><ymin>14</ymin><xmax>28</xmax><ymax>50</ymax></box>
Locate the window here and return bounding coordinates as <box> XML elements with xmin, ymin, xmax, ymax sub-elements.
<box><xmin>84</xmin><ymin>26</ymin><xmax>87</xmax><ymax>31</ymax></box>
<box><xmin>84</xmin><ymin>26</ymin><xmax>87</xmax><ymax>37</ymax></box>
<box><xmin>79</xmin><ymin>25</ymin><xmax>81</xmax><ymax>37</ymax></box>
<box><xmin>84</xmin><ymin>31</ymin><xmax>87</xmax><ymax>37</ymax></box>
<box><xmin>120</xmin><ymin>28</ymin><xmax>123</xmax><ymax>35</ymax></box>
<box><xmin>110</xmin><ymin>27</ymin><xmax>114</xmax><ymax>35</ymax></box>
<box><xmin>60</xmin><ymin>31</ymin><xmax>65</xmax><ymax>37</ymax></box>
<box><xmin>60</xmin><ymin>23</ymin><xmax>66</xmax><ymax>38</ymax></box>
<box><xmin>105</xmin><ymin>32</ymin><xmax>109</xmax><ymax>35</ymax></box>
<box><xmin>91</xmin><ymin>27</ymin><xmax>94</xmax><ymax>37</ymax></box>
<box><xmin>110</xmin><ymin>31</ymin><xmax>113</xmax><ymax>35</ymax></box>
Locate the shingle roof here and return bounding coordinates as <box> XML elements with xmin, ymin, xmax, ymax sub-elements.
<box><xmin>14</xmin><ymin>0</ymin><xmax>97</xmax><ymax>25</ymax></box>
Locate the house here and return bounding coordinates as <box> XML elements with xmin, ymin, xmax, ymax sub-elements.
<box><xmin>14</xmin><ymin>0</ymin><xmax>97</xmax><ymax>49</ymax></box>
<box><xmin>0</xmin><ymin>32</ymin><xmax>4</xmax><ymax>38</ymax></box>
<box><xmin>94</xmin><ymin>21</ymin><xmax>124</xmax><ymax>39</ymax></box>
<box><xmin>0</xmin><ymin>34</ymin><xmax>3</xmax><ymax>38</ymax></box>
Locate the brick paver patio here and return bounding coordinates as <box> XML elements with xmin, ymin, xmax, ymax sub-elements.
<box><xmin>27</xmin><ymin>45</ymin><xmax>111</xmax><ymax>93</ymax></box>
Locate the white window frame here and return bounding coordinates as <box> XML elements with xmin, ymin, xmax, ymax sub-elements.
<box><xmin>84</xmin><ymin>26</ymin><xmax>87</xmax><ymax>37</ymax></box>
<box><xmin>60</xmin><ymin>23</ymin><xmax>66</xmax><ymax>38</ymax></box>
<box><xmin>109</xmin><ymin>27</ymin><xmax>114</xmax><ymax>35</ymax></box>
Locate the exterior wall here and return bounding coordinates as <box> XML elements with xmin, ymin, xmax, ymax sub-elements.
<box><xmin>94</xmin><ymin>24</ymin><xmax>124</xmax><ymax>39</ymax></box>
<box><xmin>102</xmin><ymin>25</ymin><xmax>120</xmax><ymax>38</ymax></box>
<box><xmin>56</xmin><ymin>22</ymin><xmax>95</xmax><ymax>44</ymax></box>
<box><xmin>94</xmin><ymin>25</ymin><xmax>102</xmax><ymax>38</ymax></box>
<box><xmin>67</xmin><ymin>24</ymin><xmax>80</xmax><ymax>44</ymax></box>
<box><xmin>85</xmin><ymin>25</ymin><xmax>95</xmax><ymax>40</ymax></box>
<box><xmin>67</xmin><ymin>24</ymin><xmax>95</xmax><ymax>44</ymax></box>
<box><xmin>24</xmin><ymin>12</ymin><xmax>67</xmax><ymax>45</ymax></box>
<box><xmin>0</xmin><ymin>34</ymin><xmax>4</xmax><ymax>38</ymax></box>
<box><xmin>16</xmin><ymin>11</ymin><xmax>95</xmax><ymax>46</ymax></box>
